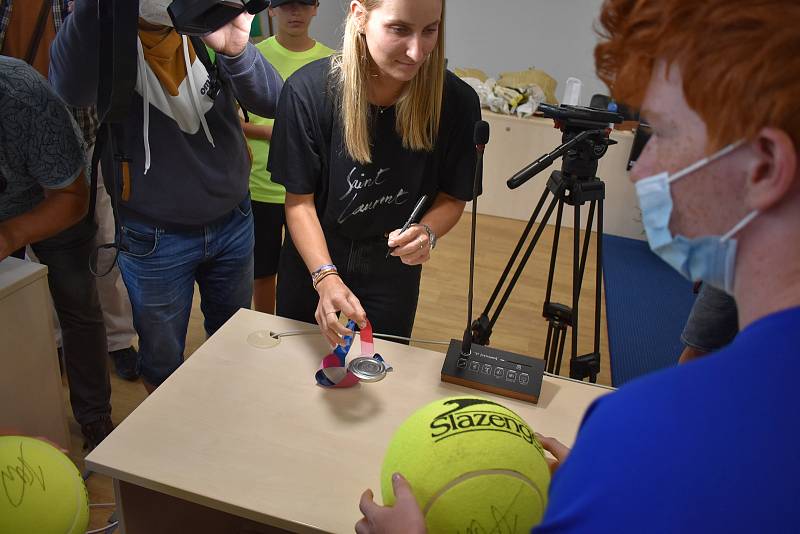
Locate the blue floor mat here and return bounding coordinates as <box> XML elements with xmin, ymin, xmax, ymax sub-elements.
<box><xmin>602</xmin><ymin>234</ymin><xmax>697</xmax><ymax>386</ymax></box>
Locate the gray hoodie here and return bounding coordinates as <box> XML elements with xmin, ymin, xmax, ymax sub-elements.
<box><xmin>49</xmin><ymin>1</ymin><xmax>283</xmax><ymax>227</ymax></box>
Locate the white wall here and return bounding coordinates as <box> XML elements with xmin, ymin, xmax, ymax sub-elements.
<box><xmin>310</xmin><ymin>0</ymin><xmax>349</xmax><ymax>50</ymax></box>
<box><xmin>446</xmin><ymin>0</ymin><xmax>608</xmax><ymax>105</ymax></box>
<box><xmin>309</xmin><ymin>0</ymin><xmax>609</xmax><ymax>106</ymax></box>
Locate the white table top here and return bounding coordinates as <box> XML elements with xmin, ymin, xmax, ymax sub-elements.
<box><xmin>87</xmin><ymin>310</ymin><xmax>612</xmax><ymax>533</ymax></box>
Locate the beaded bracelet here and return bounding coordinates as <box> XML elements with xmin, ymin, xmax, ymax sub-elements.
<box><xmin>311</xmin><ymin>263</ymin><xmax>336</xmax><ymax>277</ymax></box>
<box><xmin>311</xmin><ymin>264</ymin><xmax>338</xmax><ymax>289</ymax></box>
<box><xmin>312</xmin><ymin>270</ymin><xmax>340</xmax><ymax>290</ymax></box>
<box><xmin>311</xmin><ymin>263</ymin><xmax>337</xmax><ymax>283</ymax></box>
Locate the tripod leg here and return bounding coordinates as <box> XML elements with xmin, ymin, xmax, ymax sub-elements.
<box><xmin>544</xmin><ymin>198</ymin><xmax>569</xmax><ymax>376</ymax></box>
<box><xmin>555</xmin><ymin>323</ymin><xmax>567</xmax><ymax>375</ymax></box>
<box><xmin>572</xmin><ymin>202</ymin><xmax>580</xmax><ymax>363</ymax></box>
<box><xmin>550</xmin><ymin>324</ymin><xmax>562</xmax><ymax>375</ymax></box>
<box><xmin>489</xmin><ymin>195</ymin><xmax>560</xmax><ymax>329</ymax></box>
<box><xmin>544</xmin><ymin>200</ymin><xmax>565</xmax><ymax>307</ymax></box>
<box><xmin>595</xmin><ymin>198</ymin><xmax>604</xmax><ymax>357</ymax></box>
<box><xmin>482</xmin><ymin>185</ymin><xmax>551</xmax><ymax>317</ymax></box>
<box><xmin>577</xmin><ymin>200</ymin><xmax>596</xmax><ymax>296</ymax></box>
<box><xmin>544</xmin><ymin>320</ymin><xmax>554</xmax><ymax>372</ymax></box>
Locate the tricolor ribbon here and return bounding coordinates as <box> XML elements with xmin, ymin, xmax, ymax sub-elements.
<box><xmin>315</xmin><ymin>320</ymin><xmax>384</xmax><ymax>388</ymax></box>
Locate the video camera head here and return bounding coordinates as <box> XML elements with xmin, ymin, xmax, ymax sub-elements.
<box><xmin>167</xmin><ymin>0</ymin><xmax>270</xmax><ymax>36</ymax></box>
<box><xmin>507</xmin><ymin>104</ymin><xmax>624</xmax><ymax>189</ymax></box>
<box><xmin>539</xmin><ymin>103</ymin><xmax>623</xmax><ymax>133</ymax></box>
<box><xmin>540</xmin><ymin>103</ymin><xmax>623</xmax><ymax>180</ymax></box>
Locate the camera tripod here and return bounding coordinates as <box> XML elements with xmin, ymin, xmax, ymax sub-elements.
<box><xmin>469</xmin><ymin>107</ymin><xmax>621</xmax><ymax>383</ymax></box>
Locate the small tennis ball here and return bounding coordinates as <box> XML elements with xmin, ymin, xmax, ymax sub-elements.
<box><xmin>0</xmin><ymin>436</ymin><xmax>89</xmax><ymax>534</ymax></box>
<box><xmin>382</xmin><ymin>396</ymin><xmax>550</xmax><ymax>533</ymax></box>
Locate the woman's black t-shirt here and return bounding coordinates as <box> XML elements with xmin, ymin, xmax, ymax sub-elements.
<box><xmin>268</xmin><ymin>57</ymin><xmax>482</xmax><ymax>241</ymax></box>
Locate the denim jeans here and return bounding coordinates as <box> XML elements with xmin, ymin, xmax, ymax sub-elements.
<box><xmin>117</xmin><ymin>196</ymin><xmax>254</xmax><ymax>386</ymax></box>
<box><xmin>30</xmin><ymin>219</ymin><xmax>111</xmax><ymax>427</ymax></box>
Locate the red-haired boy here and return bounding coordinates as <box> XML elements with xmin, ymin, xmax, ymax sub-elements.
<box><xmin>357</xmin><ymin>1</ymin><xmax>800</xmax><ymax>532</ymax></box>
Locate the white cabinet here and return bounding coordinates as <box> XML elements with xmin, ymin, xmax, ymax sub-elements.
<box><xmin>0</xmin><ymin>257</ymin><xmax>69</xmax><ymax>449</ymax></box>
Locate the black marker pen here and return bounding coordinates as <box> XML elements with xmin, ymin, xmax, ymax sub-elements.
<box><xmin>386</xmin><ymin>195</ymin><xmax>428</xmax><ymax>258</ymax></box>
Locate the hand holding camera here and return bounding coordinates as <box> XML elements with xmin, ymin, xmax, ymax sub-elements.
<box><xmin>166</xmin><ymin>0</ymin><xmax>269</xmax><ymax>38</ymax></box>
<box><xmin>200</xmin><ymin>10</ymin><xmax>254</xmax><ymax>57</ymax></box>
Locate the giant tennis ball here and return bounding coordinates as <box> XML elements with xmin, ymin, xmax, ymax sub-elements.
<box><xmin>381</xmin><ymin>396</ymin><xmax>551</xmax><ymax>533</ymax></box>
<box><xmin>0</xmin><ymin>436</ymin><xmax>89</xmax><ymax>534</ymax></box>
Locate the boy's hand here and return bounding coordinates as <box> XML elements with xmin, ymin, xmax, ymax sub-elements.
<box><xmin>355</xmin><ymin>474</ymin><xmax>427</xmax><ymax>534</ymax></box>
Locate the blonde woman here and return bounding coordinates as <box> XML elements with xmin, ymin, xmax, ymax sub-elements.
<box><xmin>269</xmin><ymin>0</ymin><xmax>480</xmax><ymax>346</ymax></box>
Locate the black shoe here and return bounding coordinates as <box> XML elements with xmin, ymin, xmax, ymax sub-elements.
<box><xmin>81</xmin><ymin>416</ymin><xmax>114</xmax><ymax>451</ymax></box>
<box><xmin>110</xmin><ymin>346</ymin><xmax>140</xmax><ymax>381</ymax></box>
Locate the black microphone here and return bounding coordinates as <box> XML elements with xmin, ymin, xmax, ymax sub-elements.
<box><xmin>462</xmin><ymin>120</ymin><xmax>490</xmax><ymax>356</ymax></box>
<box><xmin>474</xmin><ymin>120</ymin><xmax>490</xmax><ymax>153</ymax></box>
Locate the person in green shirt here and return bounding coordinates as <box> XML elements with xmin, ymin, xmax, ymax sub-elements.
<box><xmin>244</xmin><ymin>0</ymin><xmax>334</xmax><ymax>313</ymax></box>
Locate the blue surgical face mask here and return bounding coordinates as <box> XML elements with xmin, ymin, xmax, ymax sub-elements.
<box><xmin>635</xmin><ymin>140</ymin><xmax>757</xmax><ymax>294</ymax></box>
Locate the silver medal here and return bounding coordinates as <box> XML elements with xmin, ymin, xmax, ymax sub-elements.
<box><xmin>347</xmin><ymin>355</ymin><xmax>393</xmax><ymax>382</ymax></box>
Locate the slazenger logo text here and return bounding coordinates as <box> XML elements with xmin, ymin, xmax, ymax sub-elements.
<box><xmin>429</xmin><ymin>398</ymin><xmax>535</xmax><ymax>445</ymax></box>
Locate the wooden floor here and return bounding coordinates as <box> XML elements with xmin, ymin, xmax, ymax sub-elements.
<box><xmin>65</xmin><ymin>212</ymin><xmax>612</xmax><ymax>531</ymax></box>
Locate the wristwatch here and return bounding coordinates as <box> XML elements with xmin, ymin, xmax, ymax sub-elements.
<box><xmin>417</xmin><ymin>223</ymin><xmax>437</xmax><ymax>250</ymax></box>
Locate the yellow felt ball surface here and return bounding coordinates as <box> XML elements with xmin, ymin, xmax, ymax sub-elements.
<box><xmin>0</xmin><ymin>436</ymin><xmax>89</xmax><ymax>534</ymax></box>
<box><xmin>381</xmin><ymin>396</ymin><xmax>551</xmax><ymax>533</ymax></box>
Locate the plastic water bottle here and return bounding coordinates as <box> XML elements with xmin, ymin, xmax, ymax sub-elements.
<box><xmin>562</xmin><ymin>77</ymin><xmax>582</xmax><ymax>106</ymax></box>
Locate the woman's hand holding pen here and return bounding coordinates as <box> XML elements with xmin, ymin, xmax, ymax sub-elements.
<box><xmin>387</xmin><ymin>224</ymin><xmax>432</xmax><ymax>265</ymax></box>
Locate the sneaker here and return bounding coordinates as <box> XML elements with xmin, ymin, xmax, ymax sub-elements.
<box><xmin>81</xmin><ymin>416</ymin><xmax>114</xmax><ymax>451</ymax></box>
<box><xmin>109</xmin><ymin>346</ymin><xmax>140</xmax><ymax>381</ymax></box>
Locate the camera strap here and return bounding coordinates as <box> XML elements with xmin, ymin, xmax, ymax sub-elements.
<box><xmin>189</xmin><ymin>36</ymin><xmax>220</xmax><ymax>96</ymax></box>
<box><xmin>88</xmin><ymin>122</ymin><xmax>128</xmax><ymax>277</ymax></box>
<box><xmin>24</xmin><ymin>0</ymin><xmax>52</xmax><ymax>65</ymax></box>
<box><xmin>88</xmin><ymin>0</ymin><xmax>138</xmax><ymax>277</ymax></box>
<box><xmin>189</xmin><ymin>35</ymin><xmax>250</xmax><ymax>123</ymax></box>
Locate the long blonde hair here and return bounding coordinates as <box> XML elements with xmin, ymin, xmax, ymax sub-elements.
<box><xmin>331</xmin><ymin>0</ymin><xmax>446</xmax><ymax>164</ymax></box>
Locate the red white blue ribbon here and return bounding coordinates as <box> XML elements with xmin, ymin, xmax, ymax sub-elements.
<box><xmin>315</xmin><ymin>320</ymin><xmax>383</xmax><ymax>388</ymax></box>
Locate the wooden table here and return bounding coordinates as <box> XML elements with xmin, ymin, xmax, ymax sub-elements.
<box><xmin>87</xmin><ymin>310</ymin><xmax>613</xmax><ymax>533</ymax></box>
<box><xmin>0</xmin><ymin>257</ymin><xmax>69</xmax><ymax>450</ymax></box>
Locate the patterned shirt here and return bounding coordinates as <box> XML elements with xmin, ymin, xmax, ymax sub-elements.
<box><xmin>0</xmin><ymin>0</ymin><xmax>98</xmax><ymax>149</ymax></box>
<box><xmin>0</xmin><ymin>56</ymin><xmax>86</xmax><ymax>221</ymax></box>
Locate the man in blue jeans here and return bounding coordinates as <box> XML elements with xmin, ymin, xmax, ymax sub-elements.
<box><xmin>0</xmin><ymin>56</ymin><xmax>112</xmax><ymax>449</ymax></box>
<box><xmin>49</xmin><ymin>1</ymin><xmax>283</xmax><ymax>391</ymax></box>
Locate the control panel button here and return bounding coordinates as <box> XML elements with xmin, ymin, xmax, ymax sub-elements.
<box><xmin>519</xmin><ymin>373</ymin><xmax>530</xmax><ymax>385</ymax></box>
<box><xmin>482</xmin><ymin>364</ymin><xmax>492</xmax><ymax>375</ymax></box>
<box><xmin>506</xmin><ymin>370</ymin><xmax>517</xmax><ymax>382</ymax></box>
<box><xmin>494</xmin><ymin>367</ymin><xmax>505</xmax><ymax>379</ymax></box>
<box><xmin>456</xmin><ymin>358</ymin><xmax>467</xmax><ymax>369</ymax></box>
<box><xmin>469</xmin><ymin>361</ymin><xmax>480</xmax><ymax>372</ymax></box>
